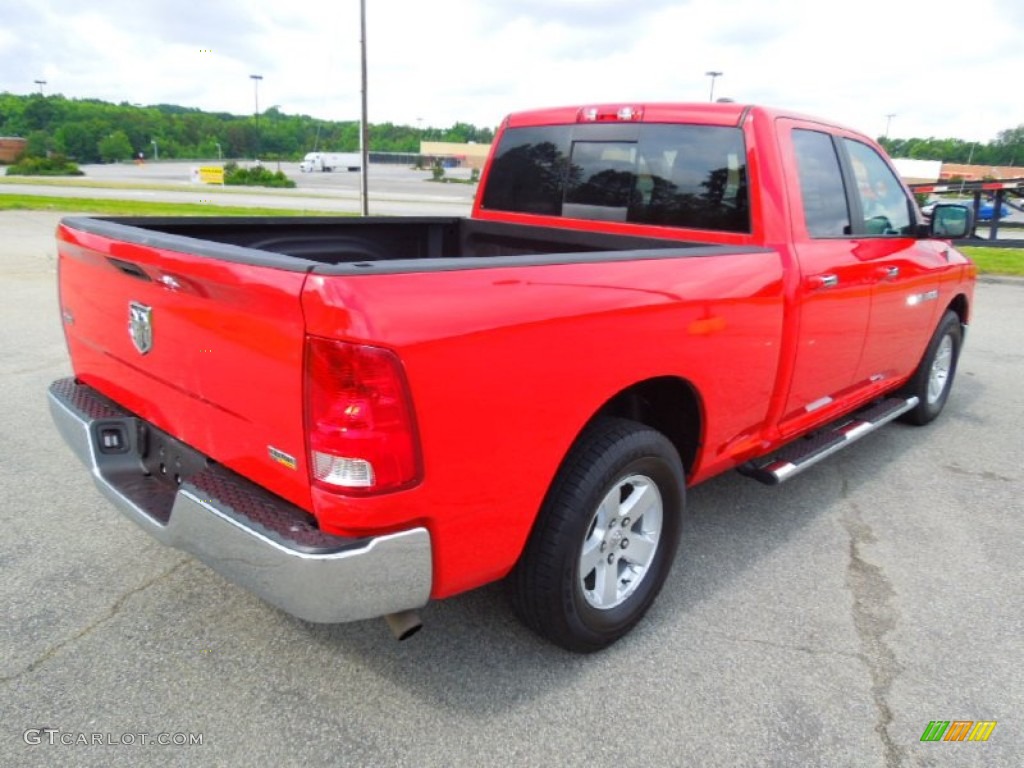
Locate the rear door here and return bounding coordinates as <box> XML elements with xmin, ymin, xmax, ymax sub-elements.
<box><xmin>778</xmin><ymin>123</ymin><xmax>875</xmax><ymax>427</ymax></box>
<box><xmin>56</xmin><ymin>219</ymin><xmax>313</xmax><ymax>509</ymax></box>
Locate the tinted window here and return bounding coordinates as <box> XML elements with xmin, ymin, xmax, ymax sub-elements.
<box><xmin>480</xmin><ymin>126</ymin><xmax>571</xmax><ymax>215</ymax></box>
<box><xmin>843</xmin><ymin>139</ymin><xmax>913</xmax><ymax>236</ymax></box>
<box><xmin>628</xmin><ymin>125</ymin><xmax>748</xmax><ymax>232</ymax></box>
<box><xmin>564</xmin><ymin>141</ymin><xmax>637</xmax><ymax>222</ymax></box>
<box><xmin>482</xmin><ymin>124</ymin><xmax>749</xmax><ymax>233</ymax></box>
<box><xmin>792</xmin><ymin>129</ymin><xmax>851</xmax><ymax>237</ymax></box>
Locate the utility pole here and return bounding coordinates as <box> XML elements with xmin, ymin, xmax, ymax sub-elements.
<box><xmin>250</xmin><ymin>74</ymin><xmax>263</xmax><ymax>160</ymax></box>
<box><xmin>359</xmin><ymin>0</ymin><xmax>370</xmax><ymax>216</ymax></box>
<box><xmin>884</xmin><ymin>113</ymin><xmax>896</xmax><ymax>139</ymax></box>
<box><xmin>33</xmin><ymin>79</ymin><xmax>47</xmax><ymax>95</ymax></box>
<box><xmin>705</xmin><ymin>71</ymin><xmax>723</xmax><ymax>102</ymax></box>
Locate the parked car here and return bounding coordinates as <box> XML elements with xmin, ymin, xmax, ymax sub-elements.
<box><xmin>922</xmin><ymin>199</ymin><xmax>1011</xmax><ymax>221</ymax></box>
<box><xmin>978</xmin><ymin>201</ymin><xmax>1012</xmax><ymax>221</ymax></box>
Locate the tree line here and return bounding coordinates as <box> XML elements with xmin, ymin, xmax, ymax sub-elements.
<box><xmin>3</xmin><ymin>91</ymin><xmax>1023</xmax><ymax>169</ymax></box>
<box><xmin>877</xmin><ymin>128</ymin><xmax>1023</xmax><ymax>167</ymax></box>
<box><xmin>0</xmin><ymin>92</ymin><xmax>495</xmax><ymax>164</ymax></box>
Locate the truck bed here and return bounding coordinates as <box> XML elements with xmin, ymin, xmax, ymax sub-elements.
<box><xmin>60</xmin><ymin>216</ymin><xmax>764</xmax><ymax>274</ymax></box>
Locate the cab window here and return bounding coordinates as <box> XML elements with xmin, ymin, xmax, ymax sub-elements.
<box><xmin>479</xmin><ymin>126</ymin><xmax>572</xmax><ymax>216</ymax></box>
<box><xmin>482</xmin><ymin>124</ymin><xmax>749</xmax><ymax>233</ymax></box>
<box><xmin>792</xmin><ymin>129</ymin><xmax>851</xmax><ymax>238</ymax></box>
<box><xmin>843</xmin><ymin>139</ymin><xmax>913</xmax><ymax>236</ymax></box>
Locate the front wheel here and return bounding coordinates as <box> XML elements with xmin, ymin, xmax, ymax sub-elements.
<box><xmin>510</xmin><ymin>418</ymin><xmax>685</xmax><ymax>652</ymax></box>
<box><xmin>899</xmin><ymin>310</ymin><xmax>963</xmax><ymax>425</ymax></box>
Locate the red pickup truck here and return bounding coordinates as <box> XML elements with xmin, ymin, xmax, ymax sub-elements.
<box><xmin>49</xmin><ymin>102</ymin><xmax>976</xmax><ymax>651</ymax></box>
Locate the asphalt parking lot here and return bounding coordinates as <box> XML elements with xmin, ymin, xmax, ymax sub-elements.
<box><xmin>0</xmin><ymin>161</ymin><xmax>478</xmax><ymax>216</ymax></box>
<box><xmin>0</xmin><ymin>210</ymin><xmax>1020</xmax><ymax>767</ymax></box>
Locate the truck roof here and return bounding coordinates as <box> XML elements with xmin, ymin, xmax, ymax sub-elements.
<box><xmin>501</xmin><ymin>102</ymin><xmax>863</xmax><ymax>137</ymax></box>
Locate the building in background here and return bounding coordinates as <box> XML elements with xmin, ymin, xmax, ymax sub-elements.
<box><xmin>938</xmin><ymin>163</ymin><xmax>1023</xmax><ymax>181</ymax></box>
<box><xmin>0</xmin><ymin>137</ymin><xmax>28</xmax><ymax>163</ymax></box>
<box><xmin>891</xmin><ymin>158</ymin><xmax>942</xmax><ymax>184</ymax></box>
<box><xmin>891</xmin><ymin>157</ymin><xmax>1022</xmax><ymax>184</ymax></box>
<box><xmin>419</xmin><ymin>141</ymin><xmax>491</xmax><ymax>170</ymax></box>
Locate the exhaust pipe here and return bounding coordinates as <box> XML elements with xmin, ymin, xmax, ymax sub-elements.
<box><xmin>384</xmin><ymin>610</ymin><xmax>423</xmax><ymax>641</ymax></box>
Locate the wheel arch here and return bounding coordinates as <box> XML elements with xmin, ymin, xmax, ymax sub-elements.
<box><xmin>946</xmin><ymin>292</ymin><xmax>970</xmax><ymax>326</ymax></box>
<box><xmin>589</xmin><ymin>376</ymin><xmax>704</xmax><ymax>480</ymax></box>
<box><xmin>506</xmin><ymin>376</ymin><xmax>701</xmax><ymax>607</ymax></box>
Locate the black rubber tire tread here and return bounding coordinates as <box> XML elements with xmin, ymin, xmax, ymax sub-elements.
<box><xmin>898</xmin><ymin>310</ymin><xmax>963</xmax><ymax>426</ymax></box>
<box><xmin>510</xmin><ymin>417</ymin><xmax>685</xmax><ymax>652</ymax></box>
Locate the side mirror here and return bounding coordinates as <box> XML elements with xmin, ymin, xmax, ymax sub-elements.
<box><xmin>930</xmin><ymin>203</ymin><xmax>973</xmax><ymax>239</ymax></box>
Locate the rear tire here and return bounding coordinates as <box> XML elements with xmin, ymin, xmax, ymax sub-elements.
<box><xmin>898</xmin><ymin>310</ymin><xmax>962</xmax><ymax>425</ymax></box>
<box><xmin>510</xmin><ymin>418</ymin><xmax>685</xmax><ymax>652</ymax></box>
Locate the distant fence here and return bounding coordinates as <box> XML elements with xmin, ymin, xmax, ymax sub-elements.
<box><xmin>368</xmin><ymin>152</ymin><xmax>465</xmax><ymax>168</ymax></box>
<box><xmin>953</xmin><ymin>238</ymin><xmax>1024</xmax><ymax>249</ymax></box>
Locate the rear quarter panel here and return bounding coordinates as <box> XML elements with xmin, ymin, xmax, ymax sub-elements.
<box><xmin>303</xmin><ymin>252</ymin><xmax>785</xmax><ymax>597</ymax></box>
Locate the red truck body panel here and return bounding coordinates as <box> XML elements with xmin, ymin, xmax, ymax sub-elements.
<box><xmin>57</xmin><ymin>224</ymin><xmax>313</xmax><ymax>511</ymax></box>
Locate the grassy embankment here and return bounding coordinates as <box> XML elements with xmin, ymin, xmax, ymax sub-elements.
<box><xmin>0</xmin><ymin>192</ymin><xmax>1020</xmax><ymax>275</ymax></box>
<box><xmin>960</xmin><ymin>246</ymin><xmax>1024</xmax><ymax>277</ymax></box>
<box><xmin>0</xmin><ymin>193</ymin><xmax>340</xmax><ymax>218</ymax></box>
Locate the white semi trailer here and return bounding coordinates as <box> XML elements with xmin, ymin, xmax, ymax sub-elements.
<box><xmin>299</xmin><ymin>152</ymin><xmax>362</xmax><ymax>172</ymax></box>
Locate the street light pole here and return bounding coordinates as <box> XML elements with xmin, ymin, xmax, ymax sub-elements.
<box><xmin>705</xmin><ymin>71</ymin><xmax>723</xmax><ymax>102</ymax></box>
<box><xmin>33</xmin><ymin>79</ymin><xmax>47</xmax><ymax>95</ymax></box>
<box><xmin>884</xmin><ymin>113</ymin><xmax>896</xmax><ymax>139</ymax></box>
<box><xmin>957</xmin><ymin>142</ymin><xmax>978</xmax><ymax>195</ymax></box>
<box><xmin>359</xmin><ymin>0</ymin><xmax>370</xmax><ymax>216</ymax></box>
<box><xmin>250</xmin><ymin>74</ymin><xmax>263</xmax><ymax>160</ymax></box>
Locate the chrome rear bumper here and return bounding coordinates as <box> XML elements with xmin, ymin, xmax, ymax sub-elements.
<box><xmin>47</xmin><ymin>378</ymin><xmax>432</xmax><ymax>624</ymax></box>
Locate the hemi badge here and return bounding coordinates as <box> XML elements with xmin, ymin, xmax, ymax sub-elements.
<box><xmin>268</xmin><ymin>446</ymin><xmax>297</xmax><ymax>470</ymax></box>
<box><xmin>906</xmin><ymin>290</ymin><xmax>939</xmax><ymax>307</ymax></box>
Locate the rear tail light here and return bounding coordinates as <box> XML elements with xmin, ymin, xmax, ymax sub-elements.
<box><xmin>304</xmin><ymin>337</ymin><xmax>421</xmax><ymax>495</ymax></box>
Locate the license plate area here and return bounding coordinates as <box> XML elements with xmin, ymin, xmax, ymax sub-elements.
<box><xmin>140</xmin><ymin>424</ymin><xmax>209</xmax><ymax>487</ymax></box>
<box><xmin>90</xmin><ymin>418</ymin><xmax>209</xmax><ymax>489</ymax></box>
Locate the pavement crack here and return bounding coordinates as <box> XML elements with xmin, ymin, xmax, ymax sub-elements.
<box><xmin>942</xmin><ymin>464</ymin><xmax>1014</xmax><ymax>483</ymax></box>
<box><xmin>0</xmin><ymin>558</ymin><xmax>190</xmax><ymax>685</ymax></box>
<box><xmin>840</xmin><ymin>476</ymin><xmax>905</xmax><ymax>768</ymax></box>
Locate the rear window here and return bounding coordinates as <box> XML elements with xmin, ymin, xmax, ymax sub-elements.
<box><xmin>481</xmin><ymin>123</ymin><xmax>749</xmax><ymax>233</ymax></box>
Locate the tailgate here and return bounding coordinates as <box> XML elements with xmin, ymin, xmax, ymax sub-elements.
<box><xmin>56</xmin><ymin>219</ymin><xmax>313</xmax><ymax>510</ymax></box>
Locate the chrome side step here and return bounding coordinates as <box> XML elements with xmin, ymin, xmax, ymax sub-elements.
<box><xmin>738</xmin><ymin>397</ymin><xmax>919</xmax><ymax>485</ymax></box>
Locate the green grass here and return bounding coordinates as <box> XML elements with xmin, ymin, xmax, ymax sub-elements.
<box><xmin>0</xmin><ymin>194</ymin><xmax>345</xmax><ymax>217</ymax></box>
<box><xmin>0</xmin><ymin>175</ymin><xmax>341</xmax><ymax>200</ymax></box>
<box><xmin>0</xmin><ymin>175</ymin><xmax>209</xmax><ymax>191</ymax></box>
<box><xmin>961</xmin><ymin>246</ymin><xmax>1024</xmax><ymax>277</ymax></box>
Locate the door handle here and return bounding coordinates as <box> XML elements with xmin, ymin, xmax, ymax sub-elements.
<box><xmin>882</xmin><ymin>266</ymin><xmax>900</xmax><ymax>280</ymax></box>
<box><xmin>808</xmin><ymin>274</ymin><xmax>839</xmax><ymax>290</ymax></box>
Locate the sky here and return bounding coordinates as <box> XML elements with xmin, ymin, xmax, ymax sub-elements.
<box><xmin>1</xmin><ymin>0</ymin><xmax>1022</xmax><ymax>143</ymax></box>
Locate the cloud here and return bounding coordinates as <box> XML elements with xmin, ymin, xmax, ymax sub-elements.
<box><xmin>0</xmin><ymin>0</ymin><xmax>1021</xmax><ymax>142</ymax></box>
<box><xmin>482</xmin><ymin>0</ymin><xmax>684</xmax><ymax>31</ymax></box>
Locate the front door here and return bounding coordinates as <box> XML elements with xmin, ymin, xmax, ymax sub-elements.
<box><xmin>839</xmin><ymin>138</ymin><xmax>945</xmax><ymax>385</ymax></box>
